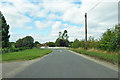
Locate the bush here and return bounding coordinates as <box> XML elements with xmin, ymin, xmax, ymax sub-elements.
<box><xmin>2</xmin><ymin>47</ymin><xmax>30</xmax><ymax>54</ymax></box>
<box><xmin>15</xmin><ymin>36</ymin><xmax>34</xmax><ymax>48</ymax></box>
<box><xmin>71</xmin><ymin>39</ymin><xmax>80</xmax><ymax>48</ymax></box>
<box><xmin>99</xmin><ymin>26</ymin><xmax>119</xmax><ymax>52</ymax></box>
<box><xmin>2</xmin><ymin>48</ymin><xmax>9</xmax><ymax>53</ymax></box>
<box><xmin>47</xmin><ymin>42</ymin><xmax>56</xmax><ymax>47</ymax></box>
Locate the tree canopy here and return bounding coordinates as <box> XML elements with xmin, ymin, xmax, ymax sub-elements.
<box><xmin>71</xmin><ymin>39</ymin><xmax>80</xmax><ymax>48</ymax></box>
<box><xmin>55</xmin><ymin>30</ymin><xmax>69</xmax><ymax>47</ymax></box>
<box><xmin>34</xmin><ymin>41</ymin><xmax>41</xmax><ymax>47</ymax></box>
<box><xmin>15</xmin><ymin>36</ymin><xmax>34</xmax><ymax>48</ymax></box>
<box><xmin>0</xmin><ymin>11</ymin><xmax>10</xmax><ymax>48</ymax></box>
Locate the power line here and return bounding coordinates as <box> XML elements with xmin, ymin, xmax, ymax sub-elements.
<box><xmin>87</xmin><ymin>0</ymin><xmax>103</xmax><ymax>13</ymax></box>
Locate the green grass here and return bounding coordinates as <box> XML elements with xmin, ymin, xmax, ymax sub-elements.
<box><xmin>70</xmin><ymin>48</ymin><xmax>119</xmax><ymax>64</ymax></box>
<box><xmin>0</xmin><ymin>48</ymin><xmax>52</xmax><ymax>62</ymax></box>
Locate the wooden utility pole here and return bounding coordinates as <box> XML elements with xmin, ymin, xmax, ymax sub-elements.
<box><xmin>85</xmin><ymin>13</ymin><xmax>87</xmax><ymax>49</ymax></box>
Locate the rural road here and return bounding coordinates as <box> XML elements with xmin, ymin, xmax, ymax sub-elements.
<box><xmin>2</xmin><ymin>49</ymin><xmax>118</xmax><ymax>78</ymax></box>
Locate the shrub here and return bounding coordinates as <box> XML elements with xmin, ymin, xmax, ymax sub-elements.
<box><xmin>2</xmin><ymin>47</ymin><xmax>30</xmax><ymax>54</ymax></box>
<box><xmin>71</xmin><ymin>39</ymin><xmax>80</xmax><ymax>48</ymax></box>
<box><xmin>47</xmin><ymin>42</ymin><xmax>56</xmax><ymax>47</ymax></box>
<box><xmin>15</xmin><ymin>36</ymin><xmax>34</xmax><ymax>48</ymax></box>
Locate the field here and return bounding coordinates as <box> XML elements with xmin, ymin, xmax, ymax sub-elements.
<box><xmin>1</xmin><ymin>48</ymin><xmax>52</xmax><ymax>62</ymax></box>
<box><xmin>70</xmin><ymin>48</ymin><xmax>119</xmax><ymax>64</ymax></box>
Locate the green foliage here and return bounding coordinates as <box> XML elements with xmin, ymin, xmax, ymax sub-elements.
<box><xmin>71</xmin><ymin>39</ymin><xmax>80</xmax><ymax>48</ymax></box>
<box><xmin>55</xmin><ymin>30</ymin><xmax>69</xmax><ymax>47</ymax></box>
<box><xmin>34</xmin><ymin>41</ymin><xmax>41</xmax><ymax>48</ymax></box>
<box><xmin>99</xmin><ymin>26</ymin><xmax>119</xmax><ymax>51</ymax></box>
<box><xmin>62</xmin><ymin>30</ymin><xmax>69</xmax><ymax>40</ymax></box>
<box><xmin>15</xmin><ymin>39</ymin><xmax>23</xmax><ymax>48</ymax></box>
<box><xmin>2</xmin><ymin>47</ymin><xmax>30</xmax><ymax>53</ymax></box>
<box><xmin>71</xmin><ymin>25</ymin><xmax>119</xmax><ymax>52</ymax></box>
<box><xmin>10</xmin><ymin>42</ymin><xmax>15</xmax><ymax>48</ymax></box>
<box><xmin>60</xmin><ymin>39</ymin><xmax>69</xmax><ymax>47</ymax></box>
<box><xmin>55</xmin><ymin>38</ymin><xmax>69</xmax><ymax>47</ymax></box>
<box><xmin>15</xmin><ymin>36</ymin><xmax>34</xmax><ymax>49</ymax></box>
<box><xmin>0</xmin><ymin>11</ymin><xmax>10</xmax><ymax>48</ymax></box>
<box><xmin>69</xmin><ymin>41</ymin><xmax>73</xmax><ymax>47</ymax></box>
<box><xmin>47</xmin><ymin>42</ymin><xmax>56</xmax><ymax>47</ymax></box>
<box><xmin>87</xmin><ymin>37</ymin><xmax>100</xmax><ymax>49</ymax></box>
<box><xmin>55</xmin><ymin>38</ymin><xmax>60</xmax><ymax>46</ymax></box>
<box><xmin>79</xmin><ymin>40</ymin><xmax>85</xmax><ymax>48</ymax></box>
<box><xmin>36</xmin><ymin>44</ymin><xmax>41</xmax><ymax>48</ymax></box>
<box><xmin>22</xmin><ymin>36</ymin><xmax>34</xmax><ymax>48</ymax></box>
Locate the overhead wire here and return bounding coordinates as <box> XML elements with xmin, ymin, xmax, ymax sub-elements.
<box><xmin>87</xmin><ymin>0</ymin><xmax>103</xmax><ymax>13</ymax></box>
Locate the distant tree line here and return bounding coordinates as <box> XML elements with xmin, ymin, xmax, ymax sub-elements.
<box><xmin>15</xmin><ymin>36</ymin><xmax>34</xmax><ymax>48</ymax></box>
<box><xmin>2</xmin><ymin>36</ymin><xmax>41</xmax><ymax>53</ymax></box>
<box><xmin>12</xmin><ymin>36</ymin><xmax>41</xmax><ymax>49</ymax></box>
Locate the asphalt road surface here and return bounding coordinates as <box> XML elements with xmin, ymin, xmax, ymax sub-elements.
<box><xmin>5</xmin><ymin>49</ymin><xmax>118</xmax><ymax>78</ymax></box>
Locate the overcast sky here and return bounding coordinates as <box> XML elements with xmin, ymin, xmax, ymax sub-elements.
<box><xmin>0</xmin><ymin>0</ymin><xmax>119</xmax><ymax>43</ymax></box>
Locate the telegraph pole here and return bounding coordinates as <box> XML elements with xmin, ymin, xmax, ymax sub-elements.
<box><xmin>85</xmin><ymin>13</ymin><xmax>87</xmax><ymax>49</ymax></box>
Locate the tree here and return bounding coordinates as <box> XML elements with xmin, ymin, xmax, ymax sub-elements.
<box><xmin>34</xmin><ymin>41</ymin><xmax>41</xmax><ymax>47</ymax></box>
<box><xmin>79</xmin><ymin>39</ymin><xmax>85</xmax><ymax>48</ymax></box>
<box><xmin>36</xmin><ymin>44</ymin><xmax>41</xmax><ymax>48</ymax></box>
<box><xmin>117</xmin><ymin>25</ymin><xmax>120</xmax><ymax>51</ymax></box>
<box><xmin>55</xmin><ymin>30</ymin><xmax>69</xmax><ymax>47</ymax></box>
<box><xmin>15</xmin><ymin>36</ymin><xmax>34</xmax><ymax>48</ymax></box>
<box><xmin>69</xmin><ymin>41</ymin><xmax>73</xmax><ymax>47</ymax></box>
<box><xmin>0</xmin><ymin>11</ymin><xmax>10</xmax><ymax>48</ymax></box>
<box><xmin>47</xmin><ymin>42</ymin><xmax>55</xmax><ymax>47</ymax></box>
<box><xmin>59</xmin><ymin>32</ymin><xmax>62</xmax><ymax>39</ymax></box>
<box><xmin>22</xmin><ymin>36</ymin><xmax>34</xmax><ymax>48</ymax></box>
<box><xmin>55</xmin><ymin>38</ymin><xmax>60</xmax><ymax>46</ymax></box>
<box><xmin>99</xmin><ymin>26</ymin><xmax>119</xmax><ymax>51</ymax></box>
<box><xmin>59</xmin><ymin>39</ymin><xmax>68</xmax><ymax>47</ymax></box>
<box><xmin>10</xmin><ymin>42</ymin><xmax>15</xmax><ymax>48</ymax></box>
<box><xmin>15</xmin><ymin>39</ymin><xmax>23</xmax><ymax>48</ymax></box>
<box><xmin>88</xmin><ymin>36</ymin><xmax>95</xmax><ymax>48</ymax></box>
<box><xmin>71</xmin><ymin>39</ymin><xmax>80</xmax><ymax>48</ymax></box>
<box><xmin>62</xmin><ymin>30</ymin><xmax>69</xmax><ymax>40</ymax></box>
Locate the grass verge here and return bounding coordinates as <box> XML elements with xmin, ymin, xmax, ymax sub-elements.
<box><xmin>0</xmin><ymin>48</ymin><xmax>52</xmax><ymax>62</ymax></box>
<box><xmin>70</xmin><ymin>48</ymin><xmax>119</xmax><ymax>64</ymax></box>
